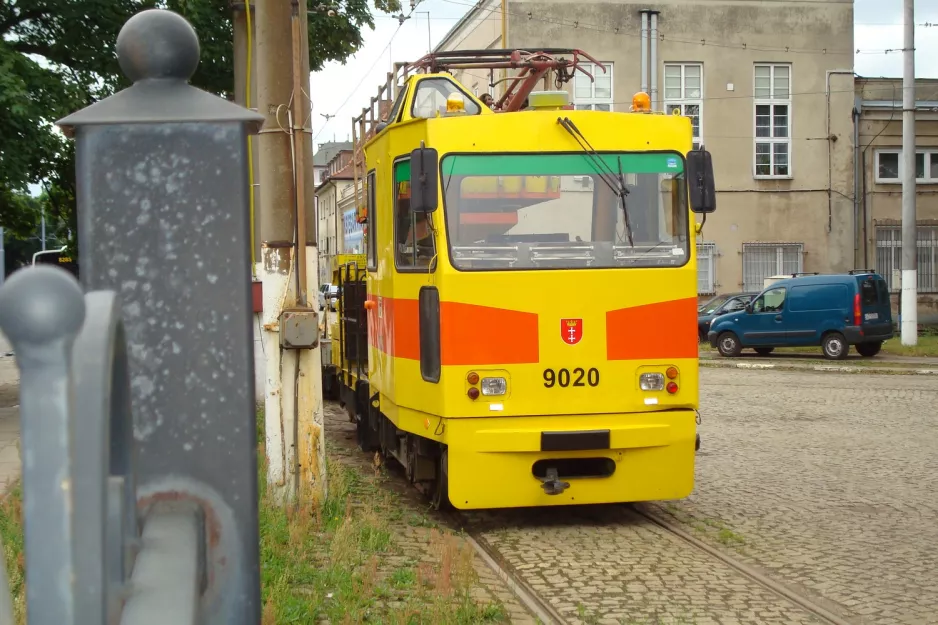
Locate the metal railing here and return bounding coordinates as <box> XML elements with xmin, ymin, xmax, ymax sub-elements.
<box><xmin>0</xmin><ymin>8</ymin><xmax>265</xmax><ymax>624</ymax></box>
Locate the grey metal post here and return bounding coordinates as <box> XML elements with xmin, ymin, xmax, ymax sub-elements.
<box><xmin>0</xmin><ymin>265</ymin><xmax>86</xmax><ymax>624</ymax></box>
<box><xmin>900</xmin><ymin>0</ymin><xmax>917</xmax><ymax>344</ymax></box>
<box><xmin>57</xmin><ymin>9</ymin><xmax>264</xmax><ymax>624</ymax></box>
<box><xmin>0</xmin><ymin>227</ymin><xmax>5</xmax><ymax>287</ymax></box>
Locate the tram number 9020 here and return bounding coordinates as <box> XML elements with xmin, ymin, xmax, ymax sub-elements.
<box><xmin>543</xmin><ymin>367</ymin><xmax>600</xmax><ymax>388</ymax></box>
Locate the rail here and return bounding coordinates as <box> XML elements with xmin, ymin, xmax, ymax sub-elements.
<box><xmin>0</xmin><ymin>8</ymin><xmax>264</xmax><ymax>624</ymax></box>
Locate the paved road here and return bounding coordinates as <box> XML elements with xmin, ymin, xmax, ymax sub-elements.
<box><xmin>0</xmin><ymin>331</ymin><xmax>20</xmax><ymax>492</ymax></box>
<box><xmin>336</xmin><ymin>368</ymin><xmax>937</xmax><ymax>624</ymax></box>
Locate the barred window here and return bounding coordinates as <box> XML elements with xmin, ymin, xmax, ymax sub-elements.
<box><xmin>875</xmin><ymin>225</ymin><xmax>938</xmax><ymax>293</ymax></box>
<box><xmin>741</xmin><ymin>243</ymin><xmax>803</xmax><ymax>292</ymax></box>
<box><xmin>697</xmin><ymin>242</ymin><xmax>716</xmax><ymax>295</ymax></box>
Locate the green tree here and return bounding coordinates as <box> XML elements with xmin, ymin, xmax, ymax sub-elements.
<box><xmin>1</xmin><ymin>0</ymin><xmax>400</xmax><ymax>254</ymax></box>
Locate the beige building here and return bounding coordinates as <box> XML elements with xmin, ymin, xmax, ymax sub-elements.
<box><xmin>314</xmin><ymin>149</ymin><xmax>354</xmax><ymax>283</ymax></box>
<box><xmin>432</xmin><ymin>0</ymin><xmax>938</xmax><ymax>320</ymax></box>
<box><xmin>856</xmin><ymin>77</ymin><xmax>938</xmax><ymax>320</ymax></box>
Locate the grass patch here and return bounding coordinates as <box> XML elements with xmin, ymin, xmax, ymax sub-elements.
<box><xmin>0</xmin><ymin>484</ymin><xmax>24</xmax><ymax>624</ymax></box>
<box><xmin>258</xmin><ymin>406</ymin><xmax>506</xmax><ymax>623</ymax></box>
<box><xmin>880</xmin><ymin>332</ymin><xmax>938</xmax><ymax>358</ymax></box>
<box><xmin>699</xmin><ymin>330</ymin><xmax>938</xmax><ymax>359</ymax></box>
<box><xmin>258</xmin><ymin>453</ymin><xmax>506</xmax><ymax>624</ymax></box>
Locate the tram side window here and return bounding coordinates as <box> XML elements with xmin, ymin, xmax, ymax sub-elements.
<box><xmin>394</xmin><ymin>159</ymin><xmax>436</xmax><ymax>270</ymax></box>
<box><xmin>366</xmin><ymin>170</ymin><xmax>377</xmax><ymax>270</ymax></box>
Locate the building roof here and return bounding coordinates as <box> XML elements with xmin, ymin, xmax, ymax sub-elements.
<box><xmin>313</xmin><ymin>141</ymin><xmax>353</xmax><ymax>167</ymax></box>
<box><xmin>433</xmin><ymin>0</ymin><xmax>490</xmax><ymax>52</ymax></box>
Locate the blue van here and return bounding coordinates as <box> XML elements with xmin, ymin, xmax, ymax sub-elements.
<box><xmin>707</xmin><ymin>270</ymin><xmax>894</xmax><ymax>360</ymax></box>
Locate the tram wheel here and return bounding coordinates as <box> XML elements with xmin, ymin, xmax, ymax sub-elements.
<box><xmin>430</xmin><ymin>449</ymin><xmax>451</xmax><ymax>511</ymax></box>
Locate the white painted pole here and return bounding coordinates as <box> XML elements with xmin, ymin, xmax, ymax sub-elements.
<box><xmin>900</xmin><ymin>0</ymin><xmax>917</xmax><ymax>345</ymax></box>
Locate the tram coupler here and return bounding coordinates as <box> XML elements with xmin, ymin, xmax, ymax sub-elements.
<box><xmin>539</xmin><ymin>468</ymin><xmax>570</xmax><ymax>495</ymax></box>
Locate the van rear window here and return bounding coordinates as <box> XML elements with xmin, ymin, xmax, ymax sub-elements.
<box><xmin>861</xmin><ymin>280</ymin><xmax>878</xmax><ymax>305</ymax></box>
<box><xmin>875</xmin><ymin>278</ymin><xmax>890</xmax><ymax>305</ymax></box>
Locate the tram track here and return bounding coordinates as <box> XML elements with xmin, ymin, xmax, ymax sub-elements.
<box><xmin>455</xmin><ymin>516</ymin><xmax>571</xmax><ymax>625</ymax></box>
<box><xmin>625</xmin><ymin>504</ymin><xmax>855</xmax><ymax>625</ymax></box>
<box><xmin>452</xmin><ymin>499</ymin><xmax>857</xmax><ymax>625</ymax></box>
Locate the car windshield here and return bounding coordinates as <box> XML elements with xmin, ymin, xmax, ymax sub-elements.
<box><xmin>441</xmin><ymin>152</ymin><xmax>689</xmax><ymax>270</ymax></box>
<box><xmin>700</xmin><ymin>295</ymin><xmax>731</xmax><ymax>314</ymax></box>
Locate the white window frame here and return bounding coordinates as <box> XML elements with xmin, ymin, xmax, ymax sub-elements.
<box><xmin>875</xmin><ymin>225</ymin><xmax>938</xmax><ymax>293</ymax></box>
<box><xmin>874</xmin><ymin>149</ymin><xmax>938</xmax><ymax>184</ymax></box>
<box><xmin>664</xmin><ymin>63</ymin><xmax>703</xmax><ymax>150</ymax></box>
<box><xmin>573</xmin><ymin>62</ymin><xmax>613</xmax><ymax>111</ymax></box>
<box><xmin>753</xmin><ymin>63</ymin><xmax>792</xmax><ymax>179</ymax></box>
<box><xmin>741</xmin><ymin>242</ymin><xmax>804</xmax><ymax>291</ymax></box>
<box><xmin>697</xmin><ymin>241</ymin><xmax>717</xmax><ymax>295</ymax></box>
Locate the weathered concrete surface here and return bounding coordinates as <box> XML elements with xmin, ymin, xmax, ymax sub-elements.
<box><xmin>0</xmin><ymin>330</ymin><xmax>21</xmax><ymax>492</ymax></box>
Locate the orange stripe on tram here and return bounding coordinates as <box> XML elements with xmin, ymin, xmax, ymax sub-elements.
<box><xmin>366</xmin><ymin>296</ymin><xmax>539</xmax><ymax>365</ymax></box>
<box><xmin>606</xmin><ymin>298</ymin><xmax>698</xmax><ymax>361</ymax></box>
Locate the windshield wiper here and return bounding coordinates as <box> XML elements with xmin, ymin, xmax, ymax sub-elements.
<box><xmin>557</xmin><ymin>117</ymin><xmax>634</xmax><ymax>247</ymax></box>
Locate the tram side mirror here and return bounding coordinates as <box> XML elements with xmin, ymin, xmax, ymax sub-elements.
<box><xmin>410</xmin><ymin>146</ymin><xmax>439</xmax><ymax>213</ymax></box>
<box><xmin>686</xmin><ymin>149</ymin><xmax>716</xmax><ymax>214</ymax></box>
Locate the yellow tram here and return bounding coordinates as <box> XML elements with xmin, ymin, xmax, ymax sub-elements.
<box><xmin>321</xmin><ymin>49</ymin><xmax>717</xmax><ymax>510</ymax></box>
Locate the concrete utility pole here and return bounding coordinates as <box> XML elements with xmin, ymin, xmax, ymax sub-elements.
<box><xmin>901</xmin><ymin>0</ymin><xmax>917</xmax><ymax>345</ymax></box>
<box><xmin>255</xmin><ymin>0</ymin><xmax>326</xmax><ymax>502</ymax></box>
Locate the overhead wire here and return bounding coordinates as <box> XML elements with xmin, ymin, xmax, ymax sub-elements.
<box><xmin>314</xmin><ymin>0</ymin><xmax>931</xmax><ymax>145</ymax></box>
<box><xmin>313</xmin><ymin>0</ymin><xmax>429</xmax><ymax>142</ymax></box>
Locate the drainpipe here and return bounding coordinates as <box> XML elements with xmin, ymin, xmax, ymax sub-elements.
<box><xmin>852</xmin><ymin>98</ymin><xmax>862</xmax><ymax>269</ymax></box>
<box><xmin>640</xmin><ymin>11</ymin><xmax>648</xmax><ymax>96</ymax></box>
<box><xmin>649</xmin><ymin>11</ymin><xmax>659</xmax><ymax>111</ymax></box>
<box><xmin>825</xmin><ymin>69</ymin><xmax>854</xmax><ymax>236</ymax></box>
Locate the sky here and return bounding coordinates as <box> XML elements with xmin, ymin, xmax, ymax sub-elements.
<box><xmin>309</xmin><ymin>0</ymin><xmax>938</xmax><ymax>152</ymax></box>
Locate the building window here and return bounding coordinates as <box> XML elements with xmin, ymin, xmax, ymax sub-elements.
<box><xmin>754</xmin><ymin>64</ymin><xmax>791</xmax><ymax>178</ymax></box>
<box><xmin>573</xmin><ymin>62</ymin><xmax>613</xmax><ymax>111</ymax></box>
<box><xmin>875</xmin><ymin>225</ymin><xmax>938</xmax><ymax>293</ymax></box>
<box><xmin>366</xmin><ymin>171</ymin><xmax>377</xmax><ymax>271</ymax></box>
<box><xmin>664</xmin><ymin>63</ymin><xmax>703</xmax><ymax>150</ymax></box>
<box><xmin>875</xmin><ymin>149</ymin><xmax>938</xmax><ymax>184</ymax></box>
<box><xmin>741</xmin><ymin>242</ymin><xmax>803</xmax><ymax>291</ymax></box>
<box><xmin>697</xmin><ymin>242</ymin><xmax>717</xmax><ymax>295</ymax></box>
<box><xmin>393</xmin><ymin>159</ymin><xmax>436</xmax><ymax>270</ymax></box>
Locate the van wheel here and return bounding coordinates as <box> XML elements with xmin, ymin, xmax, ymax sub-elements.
<box><xmin>717</xmin><ymin>332</ymin><xmax>742</xmax><ymax>357</ymax></box>
<box><xmin>856</xmin><ymin>341</ymin><xmax>882</xmax><ymax>357</ymax></box>
<box><xmin>821</xmin><ymin>332</ymin><xmax>849</xmax><ymax>360</ymax></box>
<box><xmin>754</xmin><ymin>347</ymin><xmax>774</xmax><ymax>356</ymax></box>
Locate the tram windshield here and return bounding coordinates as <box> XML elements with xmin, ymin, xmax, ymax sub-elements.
<box><xmin>441</xmin><ymin>152</ymin><xmax>689</xmax><ymax>270</ymax></box>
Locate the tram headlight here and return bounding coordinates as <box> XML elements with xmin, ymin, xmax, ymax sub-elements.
<box><xmin>480</xmin><ymin>377</ymin><xmax>507</xmax><ymax>396</ymax></box>
<box><xmin>639</xmin><ymin>373</ymin><xmax>665</xmax><ymax>391</ymax></box>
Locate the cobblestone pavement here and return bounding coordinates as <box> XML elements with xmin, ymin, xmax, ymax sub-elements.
<box><xmin>331</xmin><ymin>368</ymin><xmax>938</xmax><ymax>624</ymax></box>
<box><xmin>323</xmin><ymin>402</ymin><xmax>539</xmax><ymax>624</ymax></box>
<box><xmin>653</xmin><ymin>369</ymin><xmax>938</xmax><ymax>625</ymax></box>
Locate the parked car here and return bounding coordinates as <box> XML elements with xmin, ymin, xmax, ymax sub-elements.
<box><xmin>318</xmin><ymin>284</ymin><xmax>339</xmax><ymax>311</ymax></box>
<box><xmin>707</xmin><ymin>270</ymin><xmax>894</xmax><ymax>360</ymax></box>
<box><xmin>697</xmin><ymin>292</ymin><xmax>757</xmax><ymax>342</ymax></box>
